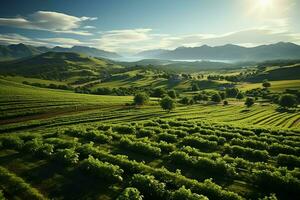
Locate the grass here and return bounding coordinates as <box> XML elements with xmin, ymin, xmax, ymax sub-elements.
<box><xmin>238</xmin><ymin>79</ymin><xmax>300</xmax><ymax>92</ymax></box>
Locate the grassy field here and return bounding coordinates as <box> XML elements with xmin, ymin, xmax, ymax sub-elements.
<box><xmin>238</xmin><ymin>79</ymin><xmax>300</xmax><ymax>92</ymax></box>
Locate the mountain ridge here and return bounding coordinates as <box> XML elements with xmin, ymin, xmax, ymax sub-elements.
<box><xmin>136</xmin><ymin>42</ymin><xmax>300</xmax><ymax>61</ymax></box>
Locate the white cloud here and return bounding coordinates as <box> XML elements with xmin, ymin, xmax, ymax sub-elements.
<box><xmin>37</xmin><ymin>37</ymin><xmax>87</xmax><ymax>47</ymax></box>
<box><xmin>0</xmin><ymin>33</ymin><xmax>47</xmax><ymax>46</ymax></box>
<box><xmin>0</xmin><ymin>11</ymin><xmax>97</xmax><ymax>35</ymax></box>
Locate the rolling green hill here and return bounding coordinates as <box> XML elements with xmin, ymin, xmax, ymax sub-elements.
<box><xmin>247</xmin><ymin>64</ymin><xmax>300</xmax><ymax>82</ymax></box>
<box><xmin>0</xmin><ymin>52</ymin><xmax>124</xmax><ymax>80</ymax></box>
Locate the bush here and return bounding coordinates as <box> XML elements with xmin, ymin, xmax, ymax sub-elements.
<box><xmin>211</xmin><ymin>93</ymin><xmax>222</xmax><ymax>103</ymax></box>
<box><xmin>223</xmin><ymin>100</ymin><xmax>229</xmax><ymax>106</ymax></box>
<box><xmin>0</xmin><ymin>167</ymin><xmax>46</xmax><ymax>200</ymax></box>
<box><xmin>253</xmin><ymin>169</ymin><xmax>300</xmax><ymax>198</ymax></box>
<box><xmin>279</xmin><ymin>94</ymin><xmax>298</xmax><ymax>108</ymax></box>
<box><xmin>134</xmin><ymin>92</ymin><xmax>149</xmax><ymax>106</ymax></box>
<box><xmin>54</xmin><ymin>148</ymin><xmax>79</xmax><ymax>165</ymax></box>
<box><xmin>160</xmin><ymin>96</ymin><xmax>176</xmax><ymax>112</ymax></box>
<box><xmin>116</xmin><ymin>187</ymin><xmax>143</xmax><ymax>200</ymax></box>
<box><xmin>23</xmin><ymin>139</ymin><xmax>54</xmax><ymax>158</ymax></box>
<box><xmin>181</xmin><ymin>136</ymin><xmax>218</xmax><ymax>151</ymax></box>
<box><xmin>158</xmin><ymin>133</ymin><xmax>177</xmax><ymax>143</ymax></box>
<box><xmin>113</xmin><ymin>125</ymin><xmax>136</xmax><ymax>134</ymax></box>
<box><xmin>245</xmin><ymin>97</ymin><xmax>255</xmax><ymax>107</ymax></box>
<box><xmin>120</xmin><ymin>137</ymin><xmax>161</xmax><ymax>157</ymax></box>
<box><xmin>80</xmin><ymin>155</ymin><xmax>123</xmax><ymax>182</ymax></box>
<box><xmin>236</xmin><ymin>92</ymin><xmax>244</xmax><ymax>100</ymax></box>
<box><xmin>276</xmin><ymin>154</ymin><xmax>300</xmax><ymax>168</ymax></box>
<box><xmin>172</xmin><ymin>186</ymin><xmax>208</xmax><ymax>200</ymax></box>
<box><xmin>130</xmin><ymin>174</ymin><xmax>169</xmax><ymax>200</ymax></box>
<box><xmin>0</xmin><ymin>136</ymin><xmax>23</xmax><ymax>150</ymax></box>
<box><xmin>168</xmin><ymin>90</ymin><xmax>177</xmax><ymax>99</ymax></box>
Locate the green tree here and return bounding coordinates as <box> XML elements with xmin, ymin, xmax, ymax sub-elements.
<box><xmin>279</xmin><ymin>94</ymin><xmax>297</xmax><ymax>108</ymax></box>
<box><xmin>180</xmin><ymin>97</ymin><xmax>190</xmax><ymax>105</ymax></box>
<box><xmin>223</xmin><ymin>100</ymin><xmax>229</xmax><ymax>106</ymax></box>
<box><xmin>236</xmin><ymin>92</ymin><xmax>244</xmax><ymax>100</ymax></box>
<box><xmin>211</xmin><ymin>93</ymin><xmax>222</xmax><ymax>103</ymax></box>
<box><xmin>134</xmin><ymin>92</ymin><xmax>149</xmax><ymax>106</ymax></box>
<box><xmin>262</xmin><ymin>80</ymin><xmax>271</xmax><ymax>88</ymax></box>
<box><xmin>160</xmin><ymin>96</ymin><xmax>176</xmax><ymax>112</ymax></box>
<box><xmin>167</xmin><ymin>90</ymin><xmax>177</xmax><ymax>99</ymax></box>
<box><xmin>245</xmin><ymin>97</ymin><xmax>255</xmax><ymax>107</ymax></box>
<box><xmin>152</xmin><ymin>88</ymin><xmax>166</xmax><ymax>98</ymax></box>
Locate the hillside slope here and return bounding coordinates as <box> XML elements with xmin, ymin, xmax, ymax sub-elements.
<box><xmin>0</xmin><ymin>52</ymin><xmax>123</xmax><ymax>80</ymax></box>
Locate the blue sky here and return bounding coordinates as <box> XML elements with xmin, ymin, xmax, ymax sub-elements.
<box><xmin>0</xmin><ymin>0</ymin><xmax>299</xmax><ymax>54</ymax></box>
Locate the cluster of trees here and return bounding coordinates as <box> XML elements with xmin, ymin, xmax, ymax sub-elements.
<box><xmin>79</xmin><ymin>155</ymin><xmax>124</xmax><ymax>182</ymax></box>
<box><xmin>22</xmin><ymin>81</ymin><xmax>73</xmax><ymax>91</ymax></box>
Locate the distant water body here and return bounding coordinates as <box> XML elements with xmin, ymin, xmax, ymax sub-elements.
<box><xmin>114</xmin><ymin>57</ymin><xmax>234</xmax><ymax>63</ymax></box>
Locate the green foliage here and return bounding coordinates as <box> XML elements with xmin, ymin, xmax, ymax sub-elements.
<box><xmin>172</xmin><ymin>186</ymin><xmax>208</xmax><ymax>200</ymax></box>
<box><xmin>151</xmin><ymin>88</ymin><xmax>166</xmax><ymax>98</ymax></box>
<box><xmin>279</xmin><ymin>94</ymin><xmax>298</xmax><ymax>108</ymax></box>
<box><xmin>80</xmin><ymin>155</ymin><xmax>123</xmax><ymax>182</ymax></box>
<box><xmin>134</xmin><ymin>92</ymin><xmax>149</xmax><ymax>106</ymax></box>
<box><xmin>167</xmin><ymin>90</ymin><xmax>177</xmax><ymax>99</ymax></box>
<box><xmin>120</xmin><ymin>137</ymin><xmax>161</xmax><ymax>157</ymax></box>
<box><xmin>236</xmin><ymin>92</ymin><xmax>244</xmax><ymax>100</ymax></box>
<box><xmin>0</xmin><ymin>136</ymin><xmax>24</xmax><ymax>150</ymax></box>
<box><xmin>245</xmin><ymin>97</ymin><xmax>255</xmax><ymax>107</ymax></box>
<box><xmin>211</xmin><ymin>93</ymin><xmax>222</xmax><ymax>103</ymax></box>
<box><xmin>116</xmin><ymin>187</ymin><xmax>143</xmax><ymax>200</ymax></box>
<box><xmin>131</xmin><ymin>174</ymin><xmax>169</xmax><ymax>200</ymax></box>
<box><xmin>160</xmin><ymin>96</ymin><xmax>176</xmax><ymax>112</ymax></box>
<box><xmin>54</xmin><ymin>148</ymin><xmax>79</xmax><ymax>165</ymax></box>
<box><xmin>0</xmin><ymin>167</ymin><xmax>46</xmax><ymax>200</ymax></box>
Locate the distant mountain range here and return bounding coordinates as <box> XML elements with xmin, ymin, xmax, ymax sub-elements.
<box><xmin>0</xmin><ymin>43</ymin><xmax>121</xmax><ymax>61</ymax></box>
<box><xmin>136</xmin><ymin>42</ymin><xmax>300</xmax><ymax>61</ymax></box>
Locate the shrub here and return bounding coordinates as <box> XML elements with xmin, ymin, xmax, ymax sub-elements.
<box><xmin>211</xmin><ymin>93</ymin><xmax>222</xmax><ymax>103</ymax></box>
<box><xmin>130</xmin><ymin>174</ymin><xmax>169</xmax><ymax>199</ymax></box>
<box><xmin>134</xmin><ymin>92</ymin><xmax>149</xmax><ymax>106</ymax></box>
<box><xmin>160</xmin><ymin>96</ymin><xmax>176</xmax><ymax>112</ymax></box>
<box><xmin>168</xmin><ymin>90</ymin><xmax>177</xmax><ymax>99</ymax></box>
<box><xmin>172</xmin><ymin>186</ymin><xmax>208</xmax><ymax>200</ymax></box>
<box><xmin>276</xmin><ymin>154</ymin><xmax>300</xmax><ymax>168</ymax></box>
<box><xmin>116</xmin><ymin>187</ymin><xmax>143</xmax><ymax>200</ymax></box>
<box><xmin>279</xmin><ymin>94</ymin><xmax>298</xmax><ymax>108</ymax></box>
<box><xmin>236</xmin><ymin>92</ymin><xmax>244</xmax><ymax>100</ymax></box>
<box><xmin>120</xmin><ymin>137</ymin><xmax>161</xmax><ymax>157</ymax></box>
<box><xmin>80</xmin><ymin>156</ymin><xmax>123</xmax><ymax>182</ymax></box>
<box><xmin>0</xmin><ymin>167</ymin><xmax>46</xmax><ymax>200</ymax></box>
<box><xmin>54</xmin><ymin>148</ymin><xmax>79</xmax><ymax>165</ymax></box>
<box><xmin>245</xmin><ymin>97</ymin><xmax>255</xmax><ymax>107</ymax></box>
<box><xmin>0</xmin><ymin>136</ymin><xmax>23</xmax><ymax>150</ymax></box>
<box><xmin>158</xmin><ymin>133</ymin><xmax>177</xmax><ymax>143</ymax></box>
<box><xmin>23</xmin><ymin>139</ymin><xmax>54</xmax><ymax>158</ymax></box>
<box><xmin>113</xmin><ymin>125</ymin><xmax>136</xmax><ymax>134</ymax></box>
<box><xmin>181</xmin><ymin>136</ymin><xmax>218</xmax><ymax>151</ymax></box>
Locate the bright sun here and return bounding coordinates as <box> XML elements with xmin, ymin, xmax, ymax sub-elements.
<box><xmin>259</xmin><ymin>0</ymin><xmax>272</xmax><ymax>7</ymax></box>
